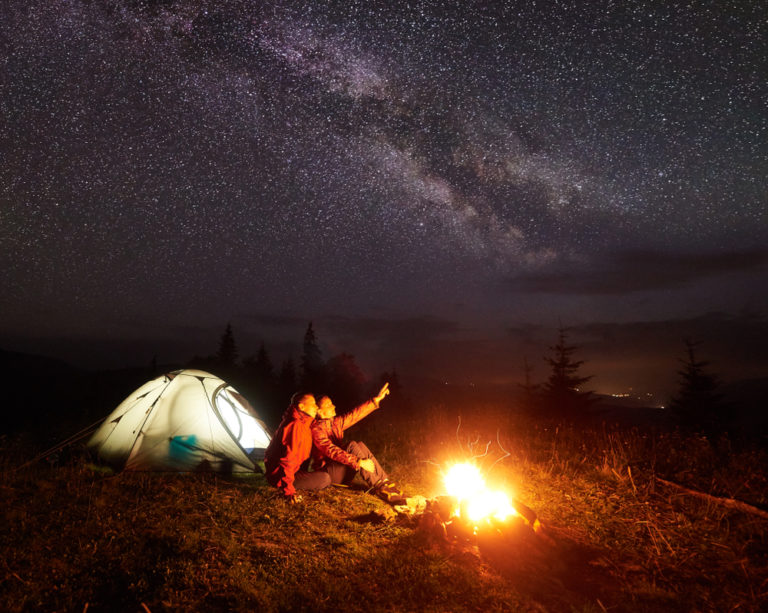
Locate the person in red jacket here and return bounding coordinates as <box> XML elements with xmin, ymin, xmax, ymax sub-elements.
<box><xmin>264</xmin><ymin>392</ymin><xmax>331</xmax><ymax>502</ymax></box>
<box><xmin>311</xmin><ymin>382</ymin><xmax>405</xmax><ymax>504</ymax></box>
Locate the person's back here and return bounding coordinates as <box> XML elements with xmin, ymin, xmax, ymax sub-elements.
<box><xmin>264</xmin><ymin>392</ymin><xmax>330</xmax><ymax>501</ymax></box>
<box><xmin>264</xmin><ymin>405</ymin><xmax>311</xmax><ymax>480</ymax></box>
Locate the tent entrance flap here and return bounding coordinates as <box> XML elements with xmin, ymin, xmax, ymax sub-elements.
<box><xmin>213</xmin><ymin>386</ymin><xmax>271</xmax><ymax>454</ymax></box>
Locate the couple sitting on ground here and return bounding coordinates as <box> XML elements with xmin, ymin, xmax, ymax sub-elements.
<box><xmin>263</xmin><ymin>382</ymin><xmax>405</xmax><ymax>505</ymax></box>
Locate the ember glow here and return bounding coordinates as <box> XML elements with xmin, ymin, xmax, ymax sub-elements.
<box><xmin>443</xmin><ymin>462</ymin><xmax>517</xmax><ymax>524</ymax></box>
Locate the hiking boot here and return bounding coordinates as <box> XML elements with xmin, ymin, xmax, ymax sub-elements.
<box><xmin>376</xmin><ymin>480</ymin><xmax>406</xmax><ymax>505</ymax></box>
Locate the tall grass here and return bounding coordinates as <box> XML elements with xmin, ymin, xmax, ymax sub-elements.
<box><xmin>2</xmin><ymin>400</ymin><xmax>767</xmax><ymax>612</ymax></box>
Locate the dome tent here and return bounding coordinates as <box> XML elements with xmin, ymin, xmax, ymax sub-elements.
<box><xmin>88</xmin><ymin>369</ymin><xmax>271</xmax><ymax>472</ymax></box>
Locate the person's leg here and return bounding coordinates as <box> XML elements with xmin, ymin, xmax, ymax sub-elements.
<box><xmin>345</xmin><ymin>440</ymin><xmax>406</xmax><ymax>504</ymax></box>
<box><xmin>292</xmin><ymin>469</ymin><xmax>332</xmax><ymax>491</ymax></box>
<box><xmin>324</xmin><ymin>460</ymin><xmax>357</xmax><ymax>485</ymax></box>
<box><xmin>345</xmin><ymin>441</ymin><xmax>388</xmax><ymax>489</ymax></box>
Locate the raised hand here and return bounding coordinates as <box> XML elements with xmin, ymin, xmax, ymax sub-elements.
<box><xmin>374</xmin><ymin>382</ymin><xmax>390</xmax><ymax>405</ymax></box>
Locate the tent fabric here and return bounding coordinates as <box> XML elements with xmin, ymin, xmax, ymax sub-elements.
<box><xmin>88</xmin><ymin>369</ymin><xmax>271</xmax><ymax>472</ymax></box>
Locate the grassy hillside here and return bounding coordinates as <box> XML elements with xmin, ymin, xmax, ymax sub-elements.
<box><xmin>2</xmin><ymin>402</ymin><xmax>768</xmax><ymax>612</ymax></box>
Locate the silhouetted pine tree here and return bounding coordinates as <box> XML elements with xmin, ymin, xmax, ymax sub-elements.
<box><xmin>669</xmin><ymin>339</ymin><xmax>724</xmax><ymax>433</ymax></box>
<box><xmin>299</xmin><ymin>322</ymin><xmax>326</xmax><ymax>391</ymax></box>
<box><xmin>215</xmin><ymin>323</ymin><xmax>239</xmax><ymax>369</ymax></box>
<box><xmin>541</xmin><ymin>327</ymin><xmax>596</xmax><ymax>416</ymax></box>
<box><xmin>252</xmin><ymin>343</ymin><xmax>274</xmax><ymax>381</ymax></box>
<box><xmin>242</xmin><ymin>342</ymin><xmax>279</xmax><ymax>421</ymax></box>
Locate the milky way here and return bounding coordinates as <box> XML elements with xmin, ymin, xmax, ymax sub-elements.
<box><xmin>1</xmin><ymin>0</ymin><xmax>766</xmax><ymax>390</ymax></box>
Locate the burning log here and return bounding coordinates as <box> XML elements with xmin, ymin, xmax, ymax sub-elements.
<box><xmin>512</xmin><ymin>498</ymin><xmax>539</xmax><ymax>531</ymax></box>
<box><xmin>399</xmin><ymin>462</ymin><xmax>544</xmax><ymax>547</ymax></box>
<box><xmin>408</xmin><ymin>493</ymin><xmax>543</xmax><ymax>547</ymax></box>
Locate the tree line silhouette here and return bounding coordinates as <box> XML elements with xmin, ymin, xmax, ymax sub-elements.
<box><xmin>186</xmin><ymin>322</ymin><xmax>730</xmax><ymax>435</ymax></box>
<box><xmin>184</xmin><ymin>322</ymin><xmax>402</xmax><ymax>428</ymax></box>
<box><xmin>0</xmin><ymin>321</ymin><xmax>749</xmax><ymax>442</ymax></box>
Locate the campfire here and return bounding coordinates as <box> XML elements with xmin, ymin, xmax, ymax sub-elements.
<box><xmin>443</xmin><ymin>462</ymin><xmax>518</xmax><ymax>525</ymax></box>
<box><xmin>399</xmin><ymin>461</ymin><xmax>542</xmax><ymax>543</ymax></box>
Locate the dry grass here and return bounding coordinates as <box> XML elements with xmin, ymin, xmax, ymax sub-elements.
<box><xmin>2</xmin><ymin>403</ymin><xmax>768</xmax><ymax>612</ymax></box>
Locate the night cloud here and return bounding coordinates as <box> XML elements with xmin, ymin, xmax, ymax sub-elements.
<box><xmin>507</xmin><ymin>250</ymin><xmax>768</xmax><ymax>295</ymax></box>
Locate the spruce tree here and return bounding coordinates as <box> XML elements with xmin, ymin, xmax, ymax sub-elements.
<box><xmin>243</xmin><ymin>343</ymin><xmax>276</xmax><ymax>388</ymax></box>
<box><xmin>255</xmin><ymin>343</ymin><xmax>274</xmax><ymax>381</ymax></box>
<box><xmin>541</xmin><ymin>326</ymin><xmax>595</xmax><ymax>416</ymax></box>
<box><xmin>669</xmin><ymin>339</ymin><xmax>723</xmax><ymax>433</ymax></box>
<box><xmin>243</xmin><ymin>343</ymin><xmax>279</xmax><ymax>424</ymax></box>
<box><xmin>215</xmin><ymin>323</ymin><xmax>239</xmax><ymax>368</ymax></box>
<box><xmin>299</xmin><ymin>321</ymin><xmax>326</xmax><ymax>390</ymax></box>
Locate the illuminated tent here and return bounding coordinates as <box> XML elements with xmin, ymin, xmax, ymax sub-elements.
<box><xmin>88</xmin><ymin>369</ymin><xmax>271</xmax><ymax>472</ymax></box>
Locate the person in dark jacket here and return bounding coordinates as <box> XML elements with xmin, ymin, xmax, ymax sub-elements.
<box><xmin>264</xmin><ymin>392</ymin><xmax>331</xmax><ymax>503</ymax></box>
<box><xmin>311</xmin><ymin>382</ymin><xmax>405</xmax><ymax>504</ymax></box>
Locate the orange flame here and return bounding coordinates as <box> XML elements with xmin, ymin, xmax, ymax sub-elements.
<box><xmin>443</xmin><ymin>462</ymin><xmax>517</xmax><ymax>523</ymax></box>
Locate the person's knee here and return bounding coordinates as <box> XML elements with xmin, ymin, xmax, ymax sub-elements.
<box><xmin>346</xmin><ymin>440</ymin><xmax>371</xmax><ymax>456</ymax></box>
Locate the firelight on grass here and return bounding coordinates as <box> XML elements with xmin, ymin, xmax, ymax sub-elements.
<box><xmin>443</xmin><ymin>462</ymin><xmax>517</xmax><ymax>524</ymax></box>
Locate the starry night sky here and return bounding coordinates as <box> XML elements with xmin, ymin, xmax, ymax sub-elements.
<box><xmin>2</xmin><ymin>0</ymin><xmax>766</xmax><ymax>399</ymax></box>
